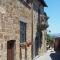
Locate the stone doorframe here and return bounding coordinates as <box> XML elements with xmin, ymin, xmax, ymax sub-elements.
<box><xmin>7</xmin><ymin>40</ymin><xmax>16</xmax><ymax>60</ymax></box>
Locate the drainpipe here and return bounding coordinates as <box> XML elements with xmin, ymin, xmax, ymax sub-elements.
<box><xmin>31</xmin><ymin>0</ymin><xmax>33</xmax><ymax>60</ymax></box>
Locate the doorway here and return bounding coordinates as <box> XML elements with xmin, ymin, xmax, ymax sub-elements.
<box><xmin>7</xmin><ymin>40</ymin><xmax>15</xmax><ymax>60</ymax></box>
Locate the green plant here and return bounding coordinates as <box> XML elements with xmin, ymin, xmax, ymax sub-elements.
<box><xmin>47</xmin><ymin>34</ymin><xmax>53</xmax><ymax>45</ymax></box>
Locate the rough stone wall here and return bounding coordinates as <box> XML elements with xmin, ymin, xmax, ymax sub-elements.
<box><xmin>0</xmin><ymin>0</ymin><xmax>32</xmax><ymax>60</ymax></box>
<box><xmin>0</xmin><ymin>0</ymin><xmax>47</xmax><ymax>60</ymax></box>
<box><xmin>33</xmin><ymin>1</ymin><xmax>47</xmax><ymax>56</ymax></box>
<box><xmin>40</xmin><ymin>30</ymin><xmax>47</xmax><ymax>55</ymax></box>
<box><xmin>33</xmin><ymin>2</ymin><xmax>39</xmax><ymax>58</ymax></box>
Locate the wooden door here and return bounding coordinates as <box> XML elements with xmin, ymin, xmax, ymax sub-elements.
<box><xmin>7</xmin><ymin>40</ymin><xmax>15</xmax><ymax>60</ymax></box>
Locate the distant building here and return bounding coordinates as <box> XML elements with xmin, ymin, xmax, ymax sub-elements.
<box><xmin>0</xmin><ymin>0</ymin><xmax>48</xmax><ymax>60</ymax></box>
<box><xmin>54</xmin><ymin>36</ymin><xmax>60</xmax><ymax>40</ymax></box>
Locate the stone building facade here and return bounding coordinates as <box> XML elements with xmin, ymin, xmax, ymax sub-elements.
<box><xmin>0</xmin><ymin>0</ymin><xmax>48</xmax><ymax>60</ymax></box>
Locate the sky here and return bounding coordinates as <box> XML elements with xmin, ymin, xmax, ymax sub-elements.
<box><xmin>45</xmin><ymin>0</ymin><xmax>60</xmax><ymax>34</ymax></box>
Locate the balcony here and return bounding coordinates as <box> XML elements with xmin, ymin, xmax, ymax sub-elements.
<box><xmin>40</xmin><ymin>21</ymin><xmax>49</xmax><ymax>30</ymax></box>
<box><xmin>39</xmin><ymin>12</ymin><xmax>49</xmax><ymax>30</ymax></box>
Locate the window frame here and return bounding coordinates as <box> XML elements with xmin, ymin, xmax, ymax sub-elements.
<box><xmin>20</xmin><ymin>21</ymin><xmax>27</xmax><ymax>43</ymax></box>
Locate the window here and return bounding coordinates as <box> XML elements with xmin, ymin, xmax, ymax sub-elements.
<box><xmin>20</xmin><ymin>21</ymin><xmax>26</xmax><ymax>43</ymax></box>
<box><xmin>40</xmin><ymin>7</ymin><xmax>44</xmax><ymax>14</ymax></box>
<box><xmin>33</xmin><ymin>3</ymin><xmax>38</xmax><ymax>11</ymax></box>
<box><xmin>38</xmin><ymin>8</ymin><xmax>40</xmax><ymax>14</ymax></box>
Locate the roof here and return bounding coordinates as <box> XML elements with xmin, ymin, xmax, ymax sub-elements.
<box><xmin>55</xmin><ymin>37</ymin><xmax>60</xmax><ymax>40</ymax></box>
<box><xmin>38</xmin><ymin>0</ymin><xmax>48</xmax><ymax>7</ymax></box>
<box><xmin>52</xmin><ymin>34</ymin><xmax>60</xmax><ymax>39</ymax></box>
<box><xmin>53</xmin><ymin>37</ymin><xmax>60</xmax><ymax>40</ymax></box>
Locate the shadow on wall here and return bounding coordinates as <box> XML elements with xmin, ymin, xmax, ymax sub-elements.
<box><xmin>35</xmin><ymin>10</ymin><xmax>42</xmax><ymax>56</ymax></box>
<box><xmin>35</xmin><ymin>31</ymin><xmax>42</xmax><ymax>56</ymax></box>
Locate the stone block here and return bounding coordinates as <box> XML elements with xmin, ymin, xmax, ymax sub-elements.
<box><xmin>0</xmin><ymin>33</ymin><xmax>3</xmax><ymax>39</ymax></box>
<box><xmin>4</xmin><ymin>35</ymin><xmax>9</xmax><ymax>40</ymax></box>
<box><xmin>2</xmin><ymin>28</ymin><xmax>5</xmax><ymax>32</ymax></box>
<box><xmin>13</xmin><ymin>20</ymin><xmax>18</xmax><ymax>24</ymax></box>
<box><xmin>15</xmin><ymin>29</ymin><xmax>20</xmax><ymax>34</ymax></box>
<box><xmin>1</xmin><ymin>20</ymin><xmax>5</xmax><ymax>29</ymax></box>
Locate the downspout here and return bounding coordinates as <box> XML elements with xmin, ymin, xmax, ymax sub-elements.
<box><xmin>31</xmin><ymin>0</ymin><xmax>33</xmax><ymax>60</ymax></box>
